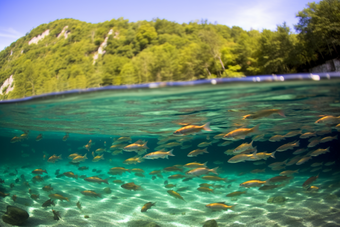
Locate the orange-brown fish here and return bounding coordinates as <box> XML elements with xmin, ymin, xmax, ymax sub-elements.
<box><xmin>173</xmin><ymin>122</ymin><xmax>212</xmax><ymax>136</ymax></box>
<box><xmin>296</xmin><ymin>156</ymin><xmax>312</xmax><ymax>165</ymax></box>
<box><xmin>36</xmin><ymin>134</ymin><xmax>43</xmax><ymax>141</ymax></box>
<box><xmin>197</xmin><ymin>187</ymin><xmax>214</xmax><ymax>193</ymax></box>
<box><xmin>243</xmin><ymin>109</ymin><xmax>285</xmax><ymax>120</ymax></box>
<box><xmin>226</xmin><ymin>191</ymin><xmax>246</xmax><ymax>197</ymax></box>
<box><xmin>187</xmin><ymin>167</ymin><xmax>218</xmax><ymax>176</ymax></box>
<box><xmin>143</xmin><ymin>149</ymin><xmax>174</xmax><ymax>159</ymax></box>
<box><xmin>251</xmin><ymin>168</ymin><xmax>265</xmax><ymax>174</ymax></box>
<box><xmin>187</xmin><ymin>148</ymin><xmax>208</xmax><ymax>157</ymax></box>
<box><xmin>32</xmin><ymin>169</ymin><xmax>47</xmax><ymax>175</ymax></box>
<box><xmin>62</xmin><ymin>133</ymin><xmax>69</xmax><ymax>141</ymax></box>
<box><xmin>266</xmin><ymin>176</ymin><xmax>293</xmax><ymax>184</ymax></box>
<box><xmin>123</xmin><ymin>156</ymin><xmax>144</xmax><ymax>165</ymax></box>
<box><xmin>42</xmin><ymin>184</ymin><xmax>54</xmax><ymax>191</ymax></box>
<box><xmin>63</xmin><ymin>171</ymin><xmax>78</xmax><ymax>179</ymax></box>
<box><xmin>84</xmin><ymin>176</ymin><xmax>108</xmax><ymax>184</ymax></box>
<box><xmin>167</xmin><ymin>190</ymin><xmax>185</xmax><ymax>201</ymax></box>
<box><xmin>81</xmin><ymin>190</ymin><xmax>101</xmax><ymax>198</ymax></box>
<box><xmin>47</xmin><ymin>154</ymin><xmax>62</xmax><ymax>163</ymax></box>
<box><xmin>279</xmin><ymin>170</ymin><xmax>299</xmax><ymax>176</ymax></box>
<box><xmin>310</xmin><ymin>147</ymin><xmax>330</xmax><ymax>157</ymax></box>
<box><xmin>32</xmin><ymin>175</ymin><xmax>44</xmax><ymax>182</ymax></box>
<box><xmin>108</xmin><ymin>167</ymin><xmax>131</xmax><ymax>175</ymax></box>
<box><xmin>168</xmin><ymin>174</ymin><xmax>186</xmax><ymax>179</ymax></box>
<box><xmin>302</xmin><ymin>174</ymin><xmax>319</xmax><ymax>188</ymax></box>
<box><xmin>10</xmin><ymin>136</ymin><xmax>22</xmax><ymax>143</ymax></box>
<box><xmin>121</xmin><ymin>182</ymin><xmax>142</xmax><ymax>191</ymax></box>
<box><xmin>315</xmin><ymin>116</ymin><xmax>340</xmax><ymax>125</ymax></box>
<box><xmin>123</xmin><ymin>141</ymin><xmax>148</xmax><ymax>152</ymax></box>
<box><xmin>269</xmin><ymin>135</ymin><xmax>286</xmax><ymax>142</ymax></box>
<box><xmin>141</xmin><ymin>202</ymin><xmax>156</xmax><ymax>212</ymax></box>
<box><xmin>183</xmin><ymin>162</ymin><xmax>208</xmax><ymax>169</ymax></box>
<box><xmin>201</xmin><ymin>175</ymin><xmax>227</xmax><ymax>182</ymax></box>
<box><xmin>240</xmin><ymin>179</ymin><xmax>266</xmax><ymax>187</ymax></box>
<box><xmin>223</xmin><ymin>125</ymin><xmax>260</xmax><ymax>140</ymax></box>
<box><xmin>0</xmin><ymin>191</ymin><xmax>9</xmax><ymax>197</ymax></box>
<box><xmin>71</xmin><ymin>153</ymin><xmax>87</xmax><ymax>163</ymax></box>
<box><xmin>92</xmin><ymin>154</ymin><xmax>104</xmax><ymax>162</ymax></box>
<box><xmin>205</xmin><ymin>202</ymin><xmax>235</xmax><ymax>210</ymax></box>
<box><xmin>276</xmin><ymin>141</ymin><xmax>299</xmax><ymax>152</ymax></box>
<box><xmin>49</xmin><ymin>193</ymin><xmax>69</xmax><ymax>202</ymax></box>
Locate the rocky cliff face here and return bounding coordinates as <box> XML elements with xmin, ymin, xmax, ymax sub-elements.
<box><xmin>28</xmin><ymin>30</ymin><xmax>50</xmax><ymax>45</ymax></box>
<box><xmin>93</xmin><ymin>29</ymin><xmax>113</xmax><ymax>64</ymax></box>
<box><xmin>0</xmin><ymin>75</ymin><xmax>14</xmax><ymax>95</ymax></box>
<box><xmin>310</xmin><ymin>59</ymin><xmax>340</xmax><ymax>73</ymax></box>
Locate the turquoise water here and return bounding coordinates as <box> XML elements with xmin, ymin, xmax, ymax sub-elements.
<box><xmin>0</xmin><ymin>74</ymin><xmax>340</xmax><ymax>226</ymax></box>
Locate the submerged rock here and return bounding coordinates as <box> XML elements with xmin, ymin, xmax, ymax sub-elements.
<box><xmin>1</xmin><ymin>205</ymin><xmax>29</xmax><ymax>225</ymax></box>
<box><xmin>203</xmin><ymin>219</ymin><xmax>218</xmax><ymax>227</ymax></box>
<box><xmin>127</xmin><ymin>219</ymin><xmax>160</xmax><ymax>227</ymax></box>
<box><xmin>267</xmin><ymin>196</ymin><xmax>286</xmax><ymax>204</ymax></box>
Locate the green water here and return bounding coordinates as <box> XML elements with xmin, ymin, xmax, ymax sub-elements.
<box><xmin>0</xmin><ymin>79</ymin><xmax>340</xmax><ymax>227</ymax></box>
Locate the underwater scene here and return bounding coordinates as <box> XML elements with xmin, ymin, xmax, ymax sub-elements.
<box><xmin>1</xmin><ymin>73</ymin><xmax>340</xmax><ymax>227</ymax></box>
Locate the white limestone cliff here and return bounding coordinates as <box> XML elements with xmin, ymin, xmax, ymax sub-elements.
<box><xmin>57</xmin><ymin>26</ymin><xmax>70</xmax><ymax>39</ymax></box>
<box><xmin>28</xmin><ymin>30</ymin><xmax>50</xmax><ymax>45</ymax></box>
<box><xmin>0</xmin><ymin>75</ymin><xmax>14</xmax><ymax>95</ymax></box>
<box><xmin>93</xmin><ymin>29</ymin><xmax>113</xmax><ymax>64</ymax></box>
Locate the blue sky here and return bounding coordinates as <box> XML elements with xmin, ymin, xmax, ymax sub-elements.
<box><xmin>0</xmin><ymin>0</ymin><xmax>315</xmax><ymax>51</ymax></box>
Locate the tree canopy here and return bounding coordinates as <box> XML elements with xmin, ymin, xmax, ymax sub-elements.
<box><xmin>0</xmin><ymin>0</ymin><xmax>339</xmax><ymax>100</ymax></box>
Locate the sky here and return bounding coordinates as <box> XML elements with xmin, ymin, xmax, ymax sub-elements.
<box><xmin>0</xmin><ymin>0</ymin><xmax>316</xmax><ymax>51</ymax></box>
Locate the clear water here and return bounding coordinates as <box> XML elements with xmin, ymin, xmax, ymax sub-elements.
<box><xmin>0</xmin><ymin>74</ymin><xmax>340</xmax><ymax>227</ymax></box>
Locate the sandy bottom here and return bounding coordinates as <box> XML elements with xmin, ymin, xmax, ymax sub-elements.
<box><xmin>1</xmin><ymin>162</ymin><xmax>340</xmax><ymax>227</ymax></box>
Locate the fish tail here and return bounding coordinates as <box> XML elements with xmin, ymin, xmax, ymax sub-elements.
<box><xmin>296</xmin><ymin>140</ymin><xmax>300</xmax><ymax>146</ymax></box>
<box><xmin>251</xmin><ymin>124</ymin><xmax>260</xmax><ymax>134</ymax></box>
<box><xmin>211</xmin><ymin>167</ymin><xmax>219</xmax><ymax>175</ymax></box>
<box><xmin>84</xmin><ymin>153</ymin><xmax>88</xmax><ymax>159</ymax></box>
<box><xmin>45</xmin><ymin>170</ymin><xmax>48</xmax><ymax>174</ymax></box>
<box><xmin>143</xmin><ymin>141</ymin><xmax>149</xmax><ymax>149</ymax></box>
<box><xmin>203</xmin><ymin>161</ymin><xmax>208</xmax><ymax>167</ymax></box>
<box><xmin>277</xmin><ymin>110</ymin><xmax>286</xmax><ymax>117</ymax></box>
<box><xmin>271</xmin><ymin>151</ymin><xmax>276</xmax><ymax>159</ymax></box>
<box><xmin>202</xmin><ymin>122</ymin><xmax>212</xmax><ymax>131</ymax></box>
<box><xmin>59</xmin><ymin>155</ymin><xmax>62</xmax><ymax>160</ymax></box>
<box><xmin>168</xmin><ymin>149</ymin><xmax>175</xmax><ymax>156</ymax></box>
<box><xmin>66</xmin><ymin>197</ymin><xmax>70</xmax><ymax>202</ymax></box>
<box><xmin>230</xmin><ymin>204</ymin><xmax>237</xmax><ymax>210</ymax></box>
<box><xmin>204</xmin><ymin>148</ymin><xmax>209</xmax><ymax>153</ymax></box>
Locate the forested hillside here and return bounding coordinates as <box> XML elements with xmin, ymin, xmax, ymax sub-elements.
<box><xmin>0</xmin><ymin>0</ymin><xmax>339</xmax><ymax>100</ymax></box>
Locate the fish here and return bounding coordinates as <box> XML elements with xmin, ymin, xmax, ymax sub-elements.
<box><xmin>223</xmin><ymin>125</ymin><xmax>260</xmax><ymax>140</ymax></box>
<box><xmin>296</xmin><ymin>156</ymin><xmax>312</xmax><ymax>165</ymax></box>
<box><xmin>47</xmin><ymin>154</ymin><xmax>62</xmax><ymax>163</ymax></box>
<box><xmin>269</xmin><ymin>135</ymin><xmax>286</xmax><ymax>142</ymax></box>
<box><xmin>32</xmin><ymin>175</ymin><xmax>44</xmax><ymax>182</ymax></box>
<box><xmin>201</xmin><ymin>175</ymin><xmax>227</xmax><ymax>182</ymax></box>
<box><xmin>183</xmin><ymin>162</ymin><xmax>208</xmax><ymax>168</ymax></box>
<box><xmin>233</xmin><ymin>141</ymin><xmax>254</xmax><ymax>154</ymax></box>
<box><xmin>49</xmin><ymin>193</ymin><xmax>69</xmax><ymax>202</ymax></box>
<box><xmin>315</xmin><ymin>115</ymin><xmax>340</xmax><ymax>125</ymax></box>
<box><xmin>32</xmin><ymin>169</ymin><xmax>47</xmax><ymax>175</ymax></box>
<box><xmin>123</xmin><ymin>141</ymin><xmax>148</xmax><ymax>152</ymax></box>
<box><xmin>197</xmin><ymin>142</ymin><xmax>212</xmax><ymax>148</ymax></box>
<box><xmin>187</xmin><ymin>148</ymin><xmax>208</xmax><ymax>157</ymax></box>
<box><xmin>266</xmin><ymin>176</ymin><xmax>293</xmax><ymax>184</ymax></box>
<box><xmin>123</xmin><ymin>156</ymin><xmax>144</xmax><ymax>165</ymax></box>
<box><xmin>95</xmin><ymin>148</ymin><xmax>106</xmax><ymax>153</ymax></box>
<box><xmin>310</xmin><ymin>147</ymin><xmax>330</xmax><ymax>157</ymax></box>
<box><xmin>167</xmin><ymin>190</ymin><xmax>185</xmax><ymax>201</ymax></box>
<box><xmin>284</xmin><ymin>130</ymin><xmax>301</xmax><ymax>138</ymax></box>
<box><xmin>141</xmin><ymin>202</ymin><xmax>156</xmax><ymax>212</ymax></box>
<box><xmin>177</xmin><ymin>186</ymin><xmax>190</xmax><ymax>191</ymax></box>
<box><xmin>131</xmin><ymin>168</ymin><xmax>145</xmax><ymax>173</ymax></box>
<box><xmin>36</xmin><ymin>134</ymin><xmax>43</xmax><ymax>141</ymax></box>
<box><xmin>173</xmin><ymin>122</ymin><xmax>212</xmax><ymax>136</ymax></box>
<box><xmin>92</xmin><ymin>154</ymin><xmax>104</xmax><ymax>162</ymax></box>
<box><xmin>78</xmin><ymin>166</ymin><xmax>89</xmax><ymax>171</ymax></box>
<box><xmin>164</xmin><ymin>166</ymin><xmax>183</xmax><ymax>172</ymax></box>
<box><xmin>168</xmin><ymin>174</ymin><xmax>186</xmax><ymax>179</ymax></box>
<box><xmin>205</xmin><ymin>202</ymin><xmax>235</xmax><ymax>211</ymax></box>
<box><xmin>279</xmin><ymin>170</ymin><xmax>299</xmax><ymax>176</ymax></box>
<box><xmin>311</xmin><ymin>162</ymin><xmax>323</xmax><ymax>167</ymax></box>
<box><xmin>320</xmin><ymin>135</ymin><xmax>337</xmax><ymax>143</ymax></box>
<box><xmin>62</xmin><ymin>132</ymin><xmax>69</xmax><ymax>141</ymax></box>
<box><xmin>227</xmin><ymin>152</ymin><xmax>258</xmax><ymax>163</ymax></box>
<box><xmin>113</xmin><ymin>180</ymin><xmax>124</xmax><ymax>184</ymax></box>
<box><xmin>259</xmin><ymin>185</ymin><xmax>279</xmax><ymax>190</ymax></box>
<box><xmin>293</xmin><ymin>148</ymin><xmax>307</xmax><ymax>155</ymax></box>
<box><xmin>165</xmin><ymin>184</ymin><xmax>176</xmax><ymax>188</ymax></box>
<box><xmin>11</xmin><ymin>195</ymin><xmax>17</xmax><ymax>201</ymax></box>
<box><xmin>240</xmin><ymin>179</ymin><xmax>266</xmax><ymax>187</ymax></box>
<box><xmin>302</xmin><ymin>175</ymin><xmax>319</xmax><ymax>188</ymax></box>
<box><xmin>324</xmin><ymin>161</ymin><xmax>335</xmax><ymax>166</ymax></box>
<box><xmin>42</xmin><ymin>199</ymin><xmax>55</xmax><ymax>207</ymax></box>
<box><xmin>121</xmin><ymin>182</ymin><xmax>142</xmax><ymax>191</ymax></box>
<box><xmin>242</xmin><ymin>109</ymin><xmax>285</xmax><ymax>119</ymax></box>
<box><xmin>226</xmin><ymin>191</ymin><xmax>246</xmax><ymax>197</ymax></box>
<box><xmin>143</xmin><ymin>149</ymin><xmax>174</xmax><ymax>159</ymax></box>
<box><xmin>10</xmin><ymin>136</ymin><xmax>22</xmax><ymax>143</ymax></box>
<box><xmin>197</xmin><ymin>187</ymin><xmax>214</xmax><ymax>193</ymax></box>
<box><xmin>276</xmin><ymin>141</ymin><xmax>299</xmax><ymax>152</ymax></box>
<box><xmin>77</xmin><ymin>201</ymin><xmax>82</xmax><ymax>210</ymax></box>
<box><xmin>42</xmin><ymin>184</ymin><xmax>54</xmax><ymax>192</ymax></box>
<box><xmin>63</xmin><ymin>171</ymin><xmax>78</xmax><ymax>179</ymax></box>
<box><xmin>307</xmin><ymin>138</ymin><xmax>321</xmax><ymax>148</ymax></box>
<box><xmin>306</xmin><ymin>186</ymin><xmax>319</xmax><ymax>191</ymax></box>
<box><xmin>187</xmin><ymin>167</ymin><xmax>218</xmax><ymax>176</ymax></box>
<box><xmin>71</xmin><ymin>153</ymin><xmax>88</xmax><ymax>163</ymax></box>
<box><xmin>84</xmin><ymin>176</ymin><xmax>108</xmax><ymax>184</ymax></box>
<box><xmin>0</xmin><ymin>191</ymin><xmax>10</xmax><ymax>197</ymax></box>
<box><xmin>52</xmin><ymin>210</ymin><xmax>61</xmax><ymax>220</ymax></box>
<box><xmin>81</xmin><ymin>190</ymin><xmax>101</xmax><ymax>198</ymax></box>
<box><xmin>300</xmin><ymin>132</ymin><xmax>316</xmax><ymax>139</ymax></box>
<box><xmin>251</xmin><ymin>168</ymin><xmax>265</xmax><ymax>173</ymax></box>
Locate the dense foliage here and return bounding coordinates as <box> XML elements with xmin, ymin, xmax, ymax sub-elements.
<box><xmin>0</xmin><ymin>0</ymin><xmax>339</xmax><ymax>100</ymax></box>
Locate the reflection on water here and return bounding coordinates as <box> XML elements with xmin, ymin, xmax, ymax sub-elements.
<box><xmin>0</xmin><ymin>75</ymin><xmax>340</xmax><ymax>226</ymax></box>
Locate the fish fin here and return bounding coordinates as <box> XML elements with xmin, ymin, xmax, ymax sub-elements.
<box><xmin>204</xmin><ymin>148</ymin><xmax>209</xmax><ymax>153</ymax></box>
<box><xmin>251</xmin><ymin>124</ymin><xmax>260</xmax><ymax>134</ymax></box>
<box><xmin>168</xmin><ymin>149</ymin><xmax>175</xmax><ymax>156</ymax></box>
<box><xmin>278</xmin><ymin>110</ymin><xmax>286</xmax><ymax>117</ymax></box>
<box><xmin>202</xmin><ymin>122</ymin><xmax>212</xmax><ymax>131</ymax></box>
<box><xmin>203</xmin><ymin>161</ymin><xmax>208</xmax><ymax>167</ymax></box>
<box><xmin>104</xmin><ymin>179</ymin><xmax>109</xmax><ymax>184</ymax></box>
<box><xmin>66</xmin><ymin>197</ymin><xmax>70</xmax><ymax>202</ymax></box>
<box><xmin>59</xmin><ymin>154</ymin><xmax>62</xmax><ymax>160</ymax></box>
<box><xmin>271</xmin><ymin>151</ymin><xmax>276</xmax><ymax>159</ymax></box>
<box><xmin>211</xmin><ymin>167</ymin><xmax>219</xmax><ymax>175</ymax></box>
<box><xmin>84</xmin><ymin>153</ymin><xmax>87</xmax><ymax>159</ymax></box>
<box><xmin>230</xmin><ymin>204</ymin><xmax>237</xmax><ymax>210</ymax></box>
<box><xmin>143</xmin><ymin>142</ymin><xmax>149</xmax><ymax>149</ymax></box>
